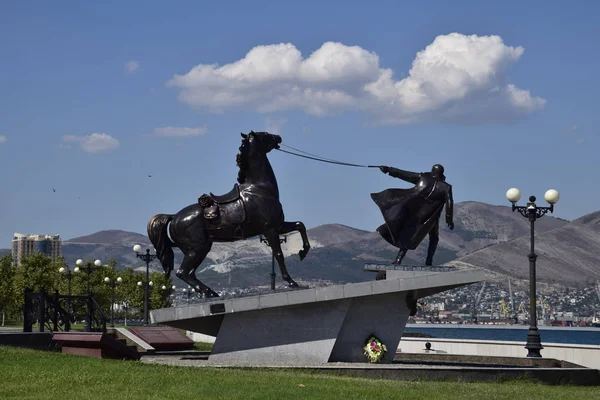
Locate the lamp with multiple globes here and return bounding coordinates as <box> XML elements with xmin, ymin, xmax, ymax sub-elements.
<box><xmin>73</xmin><ymin>258</ymin><xmax>103</xmax><ymax>332</ymax></box>
<box><xmin>133</xmin><ymin>244</ymin><xmax>157</xmax><ymax>326</ymax></box>
<box><xmin>104</xmin><ymin>276</ymin><xmax>123</xmax><ymax>328</ymax></box>
<box><xmin>505</xmin><ymin>187</ymin><xmax>560</xmax><ymax>358</ymax></box>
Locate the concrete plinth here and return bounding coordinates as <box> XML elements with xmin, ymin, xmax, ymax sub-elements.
<box><xmin>329</xmin><ymin>292</ymin><xmax>410</xmax><ymax>363</ymax></box>
<box><xmin>211</xmin><ymin>298</ymin><xmax>349</xmax><ymax>363</ymax></box>
<box><xmin>151</xmin><ymin>269</ymin><xmax>485</xmax><ymax>364</ymax></box>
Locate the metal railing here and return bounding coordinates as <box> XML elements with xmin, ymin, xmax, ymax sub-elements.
<box><xmin>23</xmin><ymin>287</ymin><xmax>107</xmax><ymax>333</ymax></box>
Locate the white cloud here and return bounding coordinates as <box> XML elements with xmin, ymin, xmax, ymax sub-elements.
<box><xmin>166</xmin><ymin>33</ymin><xmax>545</xmax><ymax>125</ymax></box>
<box><xmin>62</xmin><ymin>133</ymin><xmax>120</xmax><ymax>153</ymax></box>
<box><xmin>0</xmin><ymin>135</ymin><xmax>6</xmax><ymax>144</ymax></box>
<box><xmin>125</xmin><ymin>60</ymin><xmax>140</xmax><ymax>74</ymax></box>
<box><xmin>154</xmin><ymin>126</ymin><xmax>208</xmax><ymax>137</ymax></box>
<box><xmin>265</xmin><ymin>117</ymin><xmax>287</xmax><ymax>135</ymax></box>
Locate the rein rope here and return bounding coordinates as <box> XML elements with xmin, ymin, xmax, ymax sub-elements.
<box><xmin>276</xmin><ymin>144</ymin><xmax>381</xmax><ymax>169</ymax></box>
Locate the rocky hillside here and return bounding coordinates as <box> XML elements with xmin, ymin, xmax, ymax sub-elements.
<box><xmin>458</xmin><ymin>211</ymin><xmax>600</xmax><ymax>288</ymax></box>
<box><xmin>67</xmin><ymin>230</ymin><xmax>150</xmax><ymax>245</ymax></box>
<box><xmin>434</xmin><ymin>201</ymin><xmax>567</xmax><ymax>258</ymax></box>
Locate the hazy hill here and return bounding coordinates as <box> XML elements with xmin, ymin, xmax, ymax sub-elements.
<box><xmin>67</xmin><ymin>230</ymin><xmax>150</xmax><ymax>245</ymax></box>
<box><xmin>458</xmin><ymin>210</ymin><xmax>600</xmax><ymax>288</ymax></box>
<box><xmin>434</xmin><ymin>201</ymin><xmax>567</xmax><ymax>258</ymax></box>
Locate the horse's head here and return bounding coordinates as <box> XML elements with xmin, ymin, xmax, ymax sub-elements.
<box><xmin>237</xmin><ymin>131</ymin><xmax>282</xmax><ymax>184</ymax></box>
<box><xmin>241</xmin><ymin>131</ymin><xmax>282</xmax><ymax>154</ymax></box>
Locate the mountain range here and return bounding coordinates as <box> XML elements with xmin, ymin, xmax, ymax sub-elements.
<box><xmin>3</xmin><ymin>201</ymin><xmax>598</xmax><ymax>291</ymax></box>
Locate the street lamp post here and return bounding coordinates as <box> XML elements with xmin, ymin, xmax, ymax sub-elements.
<box><xmin>183</xmin><ymin>287</ymin><xmax>194</xmax><ymax>305</ymax></box>
<box><xmin>506</xmin><ymin>187</ymin><xmax>560</xmax><ymax>358</ymax></box>
<box><xmin>259</xmin><ymin>235</ymin><xmax>287</xmax><ymax>290</ymax></box>
<box><xmin>74</xmin><ymin>259</ymin><xmax>103</xmax><ymax>296</ymax></box>
<box><xmin>133</xmin><ymin>245</ymin><xmax>157</xmax><ymax>326</ymax></box>
<box><xmin>74</xmin><ymin>259</ymin><xmax>102</xmax><ymax>332</ymax></box>
<box><xmin>138</xmin><ymin>280</ymin><xmax>153</xmax><ymax>323</ymax></box>
<box><xmin>58</xmin><ymin>264</ymin><xmax>74</xmax><ymax>315</ymax></box>
<box><xmin>58</xmin><ymin>264</ymin><xmax>74</xmax><ymax>297</ymax></box>
<box><xmin>104</xmin><ymin>276</ymin><xmax>122</xmax><ymax>328</ymax></box>
<box><xmin>161</xmin><ymin>285</ymin><xmax>177</xmax><ymax>307</ymax></box>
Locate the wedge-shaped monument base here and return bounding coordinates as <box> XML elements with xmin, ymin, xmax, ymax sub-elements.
<box><xmin>151</xmin><ymin>269</ymin><xmax>485</xmax><ymax>364</ymax></box>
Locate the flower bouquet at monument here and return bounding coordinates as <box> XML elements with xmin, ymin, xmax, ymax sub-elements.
<box><xmin>363</xmin><ymin>334</ymin><xmax>387</xmax><ymax>363</ymax></box>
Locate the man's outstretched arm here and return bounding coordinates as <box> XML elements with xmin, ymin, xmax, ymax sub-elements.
<box><xmin>379</xmin><ymin>166</ymin><xmax>421</xmax><ymax>184</ymax></box>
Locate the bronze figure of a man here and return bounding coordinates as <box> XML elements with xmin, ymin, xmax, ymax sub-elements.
<box><xmin>371</xmin><ymin>164</ymin><xmax>454</xmax><ymax>266</ymax></box>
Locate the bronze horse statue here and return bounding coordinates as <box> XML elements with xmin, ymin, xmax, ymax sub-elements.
<box><xmin>147</xmin><ymin>131</ymin><xmax>311</xmax><ymax>298</ymax></box>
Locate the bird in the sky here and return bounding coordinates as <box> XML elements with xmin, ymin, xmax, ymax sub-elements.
<box><xmin>148</xmin><ymin>175</ymin><xmax>153</xmax><ymax>178</ymax></box>
<box><xmin>53</xmin><ymin>188</ymin><xmax>56</xmax><ymax>192</ymax></box>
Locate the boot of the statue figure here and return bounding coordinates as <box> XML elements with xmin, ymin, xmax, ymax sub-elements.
<box><xmin>425</xmin><ymin>241</ymin><xmax>437</xmax><ymax>266</ymax></box>
<box><xmin>392</xmin><ymin>248</ymin><xmax>407</xmax><ymax>265</ymax></box>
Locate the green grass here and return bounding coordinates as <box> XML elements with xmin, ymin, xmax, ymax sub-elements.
<box><xmin>0</xmin><ymin>321</ymin><xmax>23</xmax><ymax>328</ymax></box>
<box><xmin>193</xmin><ymin>341</ymin><xmax>214</xmax><ymax>351</ymax></box>
<box><xmin>0</xmin><ymin>346</ymin><xmax>597</xmax><ymax>400</ymax></box>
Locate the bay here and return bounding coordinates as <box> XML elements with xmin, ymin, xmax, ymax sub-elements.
<box><xmin>403</xmin><ymin>324</ymin><xmax>600</xmax><ymax>345</ymax></box>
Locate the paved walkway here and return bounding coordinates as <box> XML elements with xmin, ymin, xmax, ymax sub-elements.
<box><xmin>138</xmin><ymin>354</ymin><xmax>600</xmax><ymax>386</ymax></box>
<box><xmin>0</xmin><ymin>327</ymin><xmax>22</xmax><ymax>332</ymax></box>
<box><xmin>140</xmin><ymin>354</ymin><xmax>582</xmax><ymax>371</ymax></box>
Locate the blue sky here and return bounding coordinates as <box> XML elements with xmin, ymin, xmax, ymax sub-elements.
<box><xmin>1</xmin><ymin>0</ymin><xmax>598</xmax><ymax>246</ymax></box>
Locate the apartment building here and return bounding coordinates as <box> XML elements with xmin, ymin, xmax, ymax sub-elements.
<box><xmin>11</xmin><ymin>233</ymin><xmax>62</xmax><ymax>266</ymax></box>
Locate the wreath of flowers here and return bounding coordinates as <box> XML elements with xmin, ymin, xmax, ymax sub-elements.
<box><xmin>363</xmin><ymin>334</ymin><xmax>387</xmax><ymax>363</ymax></box>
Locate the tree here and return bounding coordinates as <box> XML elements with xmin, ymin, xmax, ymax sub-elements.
<box><xmin>116</xmin><ymin>268</ymin><xmax>144</xmax><ymax>323</ymax></box>
<box><xmin>148</xmin><ymin>271</ymin><xmax>174</xmax><ymax>310</ymax></box>
<box><xmin>10</xmin><ymin>253</ymin><xmax>61</xmax><ymax>325</ymax></box>
<box><xmin>0</xmin><ymin>254</ymin><xmax>17</xmax><ymax>325</ymax></box>
<box><xmin>14</xmin><ymin>253</ymin><xmax>60</xmax><ymax>294</ymax></box>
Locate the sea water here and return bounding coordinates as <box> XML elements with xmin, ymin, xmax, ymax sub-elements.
<box><xmin>403</xmin><ymin>324</ymin><xmax>600</xmax><ymax>345</ymax></box>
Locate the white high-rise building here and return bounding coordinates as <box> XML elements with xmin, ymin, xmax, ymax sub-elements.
<box><xmin>11</xmin><ymin>233</ymin><xmax>62</xmax><ymax>266</ymax></box>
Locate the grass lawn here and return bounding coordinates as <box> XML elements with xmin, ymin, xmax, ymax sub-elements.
<box><xmin>1</xmin><ymin>346</ymin><xmax>597</xmax><ymax>400</ymax></box>
<box><xmin>193</xmin><ymin>341</ymin><xmax>213</xmax><ymax>351</ymax></box>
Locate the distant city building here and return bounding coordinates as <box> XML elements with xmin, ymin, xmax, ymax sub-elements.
<box><xmin>11</xmin><ymin>233</ymin><xmax>62</xmax><ymax>266</ymax></box>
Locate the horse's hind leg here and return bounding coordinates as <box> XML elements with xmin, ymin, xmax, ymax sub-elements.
<box><xmin>279</xmin><ymin>221</ymin><xmax>311</xmax><ymax>260</ymax></box>
<box><xmin>264</xmin><ymin>229</ymin><xmax>298</xmax><ymax>288</ymax></box>
<box><xmin>175</xmin><ymin>243</ymin><xmax>219</xmax><ymax>298</ymax></box>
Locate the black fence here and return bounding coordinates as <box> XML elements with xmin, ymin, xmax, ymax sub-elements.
<box><xmin>23</xmin><ymin>287</ymin><xmax>107</xmax><ymax>333</ymax></box>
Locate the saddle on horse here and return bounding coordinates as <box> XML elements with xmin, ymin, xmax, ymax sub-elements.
<box><xmin>198</xmin><ymin>184</ymin><xmax>245</xmax><ymax>236</ymax></box>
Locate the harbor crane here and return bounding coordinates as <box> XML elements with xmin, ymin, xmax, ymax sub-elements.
<box><xmin>471</xmin><ymin>281</ymin><xmax>487</xmax><ymax>323</ymax></box>
<box><xmin>508</xmin><ymin>278</ymin><xmax>517</xmax><ymax>322</ymax></box>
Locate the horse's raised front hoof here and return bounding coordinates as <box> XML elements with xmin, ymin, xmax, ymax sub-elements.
<box><xmin>299</xmin><ymin>247</ymin><xmax>310</xmax><ymax>261</ymax></box>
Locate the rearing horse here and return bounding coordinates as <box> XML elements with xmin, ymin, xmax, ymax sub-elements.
<box><xmin>147</xmin><ymin>131</ymin><xmax>311</xmax><ymax>298</ymax></box>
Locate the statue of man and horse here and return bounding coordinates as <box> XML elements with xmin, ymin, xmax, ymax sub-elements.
<box><xmin>147</xmin><ymin>131</ymin><xmax>311</xmax><ymax>298</ymax></box>
<box><xmin>147</xmin><ymin>130</ymin><xmax>455</xmax><ymax>297</ymax></box>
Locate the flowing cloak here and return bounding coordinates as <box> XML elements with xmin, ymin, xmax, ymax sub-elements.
<box><xmin>371</xmin><ymin>171</ymin><xmax>452</xmax><ymax>250</ymax></box>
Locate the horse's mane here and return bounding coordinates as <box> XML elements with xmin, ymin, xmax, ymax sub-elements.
<box><xmin>236</xmin><ymin>133</ymin><xmax>251</xmax><ymax>184</ymax></box>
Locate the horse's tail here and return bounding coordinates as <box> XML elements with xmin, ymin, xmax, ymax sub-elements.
<box><xmin>147</xmin><ymin>214</ymin><xmax>175</xmax><ymax>278</ymax></box>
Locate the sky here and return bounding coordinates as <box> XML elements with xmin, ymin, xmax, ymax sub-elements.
<box><xmin>1</xmin><ymin>0</ymin><xmax>599</xmax><ymax>247</ymax></box>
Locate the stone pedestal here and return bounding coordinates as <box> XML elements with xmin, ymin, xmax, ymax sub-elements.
<box><xmin>151</xmin><ymin>268</ymin><xmax>485</xmax><ymax>364</ymax></box>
